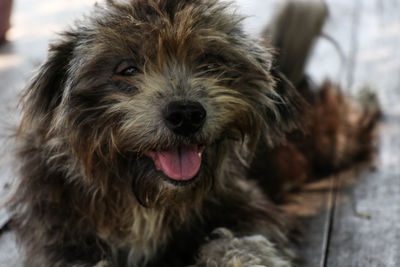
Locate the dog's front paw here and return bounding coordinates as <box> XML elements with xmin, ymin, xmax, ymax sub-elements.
<box><xmin>194</xmin><ymin>228</ymin><xmax>291</xmax><ymax>267</ymax></box>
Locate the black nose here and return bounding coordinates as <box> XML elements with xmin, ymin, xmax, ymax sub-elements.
<box><xmin>163</xmin><ymin>101</ymin><xmax>206</xmax><ymax>136</ymax></box>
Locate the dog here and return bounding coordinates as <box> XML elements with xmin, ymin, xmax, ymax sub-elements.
<box><xmin>9</xmin><ymin>0</ymin><xmax>378</xmax><ymax>266</ymax></box>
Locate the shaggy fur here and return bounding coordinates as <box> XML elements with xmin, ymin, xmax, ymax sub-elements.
<box><xmin>8</xmin><ymin>0</ymin><xmax>378</xmax><ymax>266</ymax></box>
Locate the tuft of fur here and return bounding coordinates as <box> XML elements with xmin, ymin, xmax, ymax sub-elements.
<box><xmin>7</xmin><ymin>0</ymin><xmax>378</xmax><ymax>266</ymax></box>
<box><xmin>195</xmin><ymin>228</ymin><xmax>291</xmax><ymax>267</ymax></box>
<box><xmin>250</xmin><ymin>80</ymin><xmax>380</xmax><ymax>202</ymax></box>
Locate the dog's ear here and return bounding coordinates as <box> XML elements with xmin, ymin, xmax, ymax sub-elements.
<box><xmin>268</xmin><ymin>66</ymin><xmax>306</xmax><ymax>133</ymax></box>
<box><xmin>21</xmin><ymin>35</ymin><xmax>76</xmax><ymax>125</ymax></box>
<box><xmin>252</xmin><ymin>0</ymin><xmax>328</xmax><ymax>139</ymax></box>
<box><xmin>244</xmin><ymin>42</ymin><xmax>305</xmax><ymax>143</ymax></box>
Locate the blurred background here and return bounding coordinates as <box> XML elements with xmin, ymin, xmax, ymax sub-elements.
<box><xmin>0</xmin><ymin>0</ymin><xmax>399</xmax><ymax>266</ymax></box>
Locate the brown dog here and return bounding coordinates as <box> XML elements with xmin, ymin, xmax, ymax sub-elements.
<box><xmin>9</xmin><ymin>0</ymin><xmax>378</xmax><ymax>266</ymax></box>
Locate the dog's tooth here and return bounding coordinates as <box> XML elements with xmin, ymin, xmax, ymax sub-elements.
<box><xmin>198</xmin><ymin>152</ymin><xmax>202</xmax><ymax>158</ymax></box>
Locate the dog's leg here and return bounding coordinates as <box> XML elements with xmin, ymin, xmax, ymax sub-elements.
<box><xmin>194</xmin><ymin>228</ymin><xmax>291</xmax><ymax>267</ymax></box>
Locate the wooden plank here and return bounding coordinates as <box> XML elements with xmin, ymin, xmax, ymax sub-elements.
<box><xmin>325</xmin><ymin>119</ymin><xmax>400</xmax><ymax>266</ymax></box>
<box><xmin>285</xmin><ymin>1</ymin><xmax>366</xmax><ymax>265</ymax></box>
<box><xmin>324</xmin><ymin>0</ymin><xmax>400</xmax><ymax>264</ymax></box>
<box><xmin>321</xmin><ymin>0</ymin><xmax>400</xmax><ymax>265</ymax></box>
<box><xmin>282</xmin><ymin>176</ymin><xmax>335</xmax><ymax>267</ymax></box>
<box><xmin>285</xmin><ymin>0</ymin><xmax>400</xmax><ymax>264</ymax></box>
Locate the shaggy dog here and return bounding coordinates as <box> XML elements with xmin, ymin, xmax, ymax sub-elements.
<box><xmin>9</xmin><ymin>0</ymin><xmax>378</xmax><ymax>266</ymax></box>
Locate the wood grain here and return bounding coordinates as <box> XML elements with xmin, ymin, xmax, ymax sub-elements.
<box><xmin>325</xmin><ymin>120</ymin><xmax>400</xmax><ymax>267</ymax></box>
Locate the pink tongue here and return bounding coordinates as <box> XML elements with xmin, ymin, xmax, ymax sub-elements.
<box><xmin>152</xmin><ymin>145</ymin><xmax>202</xmax><ymax>181</ymax></box>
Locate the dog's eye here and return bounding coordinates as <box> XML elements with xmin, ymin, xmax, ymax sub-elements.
<box><xmin>115</xmin><ymin>60</ymin><xmax>139</xmax><ymax>76</ymax></box>
<box><xmin>205</xmin><ymin>64</ymin><xmax>218</xmax><ymax>70</ymax></box>
<box><xmin>199</xmin><ymin>63</ymin><xmax>221</xmax><ymax>73</ymax></box>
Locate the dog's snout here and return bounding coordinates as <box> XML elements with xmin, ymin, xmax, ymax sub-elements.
<box><xmin>163</xmin><ymin>101</ymin><xmax>206</xmax><ymax>136</ymax></box>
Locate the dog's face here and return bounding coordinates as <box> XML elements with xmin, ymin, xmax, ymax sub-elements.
<box><xmin>22</xmin><ymin>0</ymin><xmax>299</xmax><ymax>207</ymax></box>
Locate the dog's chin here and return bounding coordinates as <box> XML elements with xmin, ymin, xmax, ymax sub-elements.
<box><xmin>144</xmin><ymin>144</ymin><xmax>205</xmax><ymax>187</ymax></box>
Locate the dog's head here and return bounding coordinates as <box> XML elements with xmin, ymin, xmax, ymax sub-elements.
<box><xmin>21</xmin><ymin>0</ymin><xmax>301</xmax><ymax>207</ymax></box>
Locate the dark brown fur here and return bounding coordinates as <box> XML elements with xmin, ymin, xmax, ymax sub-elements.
<box><xmin>250</xmin><ymin>80</ymin><xmax>379</xmax><ymax>202</ymax></box>
<box><xmin>8</xmin><ymin>0</ymin><xmax>377</xmax><ymax>266</ymax></box>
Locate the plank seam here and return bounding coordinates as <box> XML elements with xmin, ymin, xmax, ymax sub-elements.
<box><xmin>321</xmin><ymin>175</ymin><xmax>338</xmax><ymax>267</ymax></box>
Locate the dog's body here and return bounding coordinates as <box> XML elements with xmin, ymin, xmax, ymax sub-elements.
<box><xmin>9</xmin><ymin>0</ymin><xmax>378</xmax><ymax>266</ymax></box>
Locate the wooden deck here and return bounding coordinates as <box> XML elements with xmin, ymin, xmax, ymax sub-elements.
<box><xmin>283</xmin><ymin>1</ymin><xmax>400</xmax><ymax>265</ymax></box>
<box><xmin>0</xmin><ymin>0</ymin><xmax>399</xmax><ymax>266</ymax></box>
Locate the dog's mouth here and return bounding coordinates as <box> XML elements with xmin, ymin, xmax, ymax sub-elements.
<box><xmin>144</xmin><ymin>144</ymin><xmax>205</xmax><ymax>182</ymax></box>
